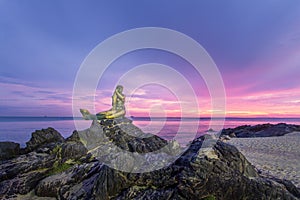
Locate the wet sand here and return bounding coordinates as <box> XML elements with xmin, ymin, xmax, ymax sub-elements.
<box><xmin>227</xmin><ymin>132</ymin><xmax>300</xmax><ymax>187</ymax></box>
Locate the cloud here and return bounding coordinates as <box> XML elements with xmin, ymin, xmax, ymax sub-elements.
<box><xmin>225</xmin><ymin>88</ymin><xmax>300</xmax><ymax>117</ymax></box>
<box><xmin>0</xmin><ymin>78</ymin><xmax>73</xmax><ymax>116</ymax></box>
<box><xmin>35</xmin><ymin>90</ymin><xmax>56</xmax><ymax>94</ymax></box>
<box><xmin>0</xmin><ymin>76</ymin><xmax>33</xmax><ymax>86</ymax></box>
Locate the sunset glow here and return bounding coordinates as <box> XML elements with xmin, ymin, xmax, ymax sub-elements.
<box><xmin>0</xmin><ymin>1</ymin><xmax>300</xmax><ymax>118</ymax></box>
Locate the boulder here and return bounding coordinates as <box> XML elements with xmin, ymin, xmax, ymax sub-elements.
<box><xmin>0</xmin><ymin>141</ymin><xmax>20</xmax><ymax>160</ymax></box>
<box><xmin>61</xmin><ymin>141</ymin><xmax>88</xmax><ymax>162</ymax></box>
<box><xmin>0</xmin><ymin>169</ymin><xmax>49</xmax><ymax>196</ymax></box>
<box><xmin>0</xmin><ymin>151</ymin><xmax>56</xmax><ymax>199</ymax></box>
<box><xmin>99</xmin><ymin>118</ymin><xmax>169</xmax><ymax>153</ymax></box>
<box><xmin>66</xmin><ymin>130</ymin><xmax>82</xmax><ymax>142</ymax></box>
<box><xmin>221</xmin><ymin>123</ymin><xmax>300</xmax><ymax>138</ymax></box>
<box><xmin>36</xmin><ymin>162</ymin><xmax>102</xmax><ymax>198</ymax></box>
<box><xmin>25</xmin><ymin>128</ymin><xmax>64</xmax><ymax>152</ymax></box>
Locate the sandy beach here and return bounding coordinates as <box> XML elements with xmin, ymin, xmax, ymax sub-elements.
<box><xmin>227</xmin><ymin>132</ymin><xmax>300</xmax><ymax>188</ymax></box>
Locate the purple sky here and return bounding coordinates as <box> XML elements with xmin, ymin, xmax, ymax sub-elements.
<box><xmin>0</xmin><ymin>1</ymin><xmax>300</xmax><ymax>117</ymax></box>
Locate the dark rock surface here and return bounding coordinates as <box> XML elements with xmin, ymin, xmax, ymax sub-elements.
<box><xmin>99</xmin><ymin>118</ymin><xmax>169</xmax><ymax>153</ymax></box>
<box><xmin>0</xmin><ymin>152</ymin><xmax>56</xmax><ymax>197</ymax></box>
<box><xmin>25</xmin><ymin>127</ymin><xmax>65</xmax><ymax>152</ymax></box>
<box><xmin>79</xmin><ymin>118</ymin><xmax>182</xmax><ymax>173</ymax></box>
<box><xmin>0</xmin><ymin>118</ymin><xmax>299</xmax><ymax>199</ymax></box>
<box><xmin>0</xmin><ymin>142</ymin><xmax>20</xmax><ymax>160</ymax></box>
<box><xmin>221</xmin><ymin>123</ymin><xmax>300</xmax><ymax>138</ymax></box>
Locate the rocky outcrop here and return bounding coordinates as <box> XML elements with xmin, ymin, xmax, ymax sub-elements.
<box><xmin>25</xmin><ymin>127</ymin><xmax>65</xmax><ymax>152</ymax></box>
<box><xmin>99</xmin><ymin>118</ymin><xmax>169</xmax><ymax>153</ymax></box>
<box><xmin>0</xmin><ymin>152</ymin><xmax>56</xmax><ymax>197</ymax></box>
<box><xmin>76</xmin><ymin>119</ymin><xmax>182</xmax><ymax>173</ymax></box>
<box><xmin>0</xmin><ymin>118</ymin><xmax>299</xmax><ymax>199</ymax></box>
<box><xmin>221</xmin><ymin>123</ymin><xmax>300</xmax><ymax>138</ymax></box>
<box><xmin>0</xmin><ymin>142</ymin><xmax>20</xmax><ymax>160</ymax></box>
<box><xmin>0</xmin><ymin>127</ymin><xmax>88</xmax><ymax>199</ymax></box>
<box><xmin>35</xmin><ymin>162</ymin><xmax>102</xmax><ymax>198</ymax></box>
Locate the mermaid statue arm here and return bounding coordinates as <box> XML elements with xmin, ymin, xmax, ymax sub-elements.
<box><xmin>115</xmin><ymin>89</ymin><xmax>125</xmax><ymax>100</ymax></box>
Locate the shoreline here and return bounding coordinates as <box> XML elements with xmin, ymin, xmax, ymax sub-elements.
<box><xmin>226</xmin><ymin>131</ymin><xmax>300</xmax><ymax>188</ymax></box>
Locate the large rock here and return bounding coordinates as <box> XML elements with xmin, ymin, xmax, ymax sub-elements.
<box><xmin>35</xmin><ymin>138</ymin><xmax>299</xmax><ymax>199</ymax></box>
<box><xmin>221</xmin><ymin>123</ymin><xmax>300</xmax><ymax>138</ymax></box>
<box><xmin>25</xmin><ymin>127</ymin><xmax>64</xmax><ymax>152</ymax></box>
<box><xmin>77</xmin><ymin>118</ymin><xmax>181</xmax><ymax>172</ymax></box>
<box><xmin>0</xmin><ymin>128</ymin><xmax>88</xmax><ymax>199</ymax></box>
<box><xmin>0</xmin><ymin>142</ymin><xmax>20</xmax><ymax>160</ymax></box>
<box><xmin>0</xmin><ymin>152</ymin><xmax>56</xmax><ymax>199</ymax></box>
<box><xmin>36</xmin><ymin>162</ymin><xmax>102</xmax><ymax>198</ymax></box>
<box><xmin>60</xmin><ymin>141</ymin><xmax>88</xmax><ymax>162</ymax></box>
<box><xmin>0</xmin><ymin>169</ymin><xmax>49</xmax><ymax>196</ymax></box>
<box><xmin>99</xmin><ymin>118</ymin><xmax>169</xmax><ymax>153</ymax></box>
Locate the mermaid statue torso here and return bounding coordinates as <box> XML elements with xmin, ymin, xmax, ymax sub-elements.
<box><xmin>80</xmin><ymin>85</ymin><xmax>126</xmax><ymax>120</ymax></box>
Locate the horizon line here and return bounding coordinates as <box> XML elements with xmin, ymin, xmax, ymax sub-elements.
<box><xmin>0</xmin><ymin>116</ymin><xmax>300</xmax><ymax>119</ymax></box>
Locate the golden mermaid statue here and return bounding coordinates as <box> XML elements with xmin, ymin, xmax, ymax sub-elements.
<box><xmin>80</xmin><ymin>85</ymin><xmax>126</xmax><ymax>120</ymax></box>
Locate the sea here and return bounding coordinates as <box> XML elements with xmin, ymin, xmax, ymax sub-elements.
<box><xmin>0</xmin><ymin>116</ymin><xmax>299</xmax><ymax>147</ymax></box>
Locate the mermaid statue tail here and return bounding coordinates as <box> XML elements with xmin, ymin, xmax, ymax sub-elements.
<box><xmin>80</xmin><ymin>109</ymin><xmax>97</xmax><ymax>120</ymax></box>
<box><xmin>96</xmin><ymin>113</ymin><xmax>107</xmax><ymax>120</ymax></box>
